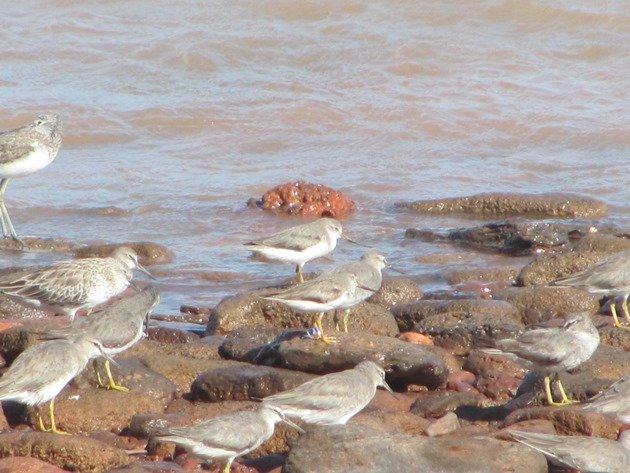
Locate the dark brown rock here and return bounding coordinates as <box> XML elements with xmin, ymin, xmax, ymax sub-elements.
<box><xmin>209</xmin><ymin>293</ymin><xmax>398</xmax><ymax>337</ymax></box>
<box><xmin>275</xmin><ymin>333</ymin><xmax>449</xmax><ymax>390</ymax></box>
<box><xmin>147</xmin><ymin>326</ymin><xmax>200</xmax><ymax>344</ymax></box>
<box><xmin>392</xmin><ymin>299</ymin><xmax>521</xmax><ymax>354</ymax></box>
<box><xmin>254</xmin><ymin>181</ymin><xmax>355</xmax><ymax>218</ymax></box>
<box><xmin>410</xmin><ymin>391</ymin><xmax>489</xmax><ymax>418</ymax></box>
<box><xmin>367</xmin><ymin>277</ymin><xmax>422</xmax><ymax>309</ymax></box>
<box><xmin>283</xmin><ymin>423</ymin><xmax>546</xmax><ymax>473</ymax></box>
<box><xmin>0</xmin><ymin>326</ymin><xmax>36</xmax><ymax>363</ymax></box>
<box><xmin>396</xmin><ymin>192</ymin><xmax>607</xmax><ymax>219</ymax></box>
<box><xmin>0</xmin><ymin>456</ymin><xmax>66</xmax><ymax>472</ymax></box>
<box><xmin>107</xmin><ymin>463</ymin><xmax>184</xmax><ymax>473</ymax></box>
<box><xmin>494</xmin><ymin>286</ymin><xmax>599</xmax><ymax>324</ymax></box>
<box><xmin>503</xmin><ymin>407</ymin><xmax>621</xmax><ymax>438</ymax></box>
<box><xmin>0</xmin><ymin>431</ymin><xmax>130</xmax><ymax>472</ymax></box>
<box><xmin>599</xmin><ymin>325</ymin><xmax>630</xmax><ymax>350</ymax></box>
<box><xmin>0</xmin><ymin>237</ymin><xmax>77</xmax><ymax>253</ymax></box>
<box><xmin>190</xmin><ymin>364</ymin><xmax>316</xmax><ymax>402</ymax></box>
<box><xmin>464</xmin><ymin>350</ymin><xmax>528</xmax><ymax>402</ymax></box>
<box><xmin>74</xmin><ymin>242</ymin><xmax>173</xmax><ymax>265</ymax></box>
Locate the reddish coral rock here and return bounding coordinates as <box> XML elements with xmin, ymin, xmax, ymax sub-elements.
<box><xmin>258</xmin><ymin>181</ymin><xmax>355</xmax><ymax>218</ymax></box>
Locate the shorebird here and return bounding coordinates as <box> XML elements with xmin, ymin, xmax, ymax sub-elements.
<box><xmin>263</xmin><ymin>360</ymin><xmax>394</xmax><ymax>425</ymax></box>
<box><xmin>0</xmin><ymin>247</ymin><xmax>153</xmax><ymax>321</ymax></box>
<box><xmin>41</xmin><ymin>286</ymin><xmax>160</xmax><ymax>392</ymax></box>
<box><xmin>0</xmin><ymin>337</ymin><xmax>107</xmax><ymax>434</ymax></box>
<box><xmin>483</xmin><ymin>312</ymin><xmax>600</xmax><ymax>406</ymax></box>
<box><xmin>329</xmin><ymin>251</ymin><xmax>387</xmax><ymax>333</ymax></box>
<box><xmin>153</xmin><ymin>404</ymin><xmax>303</xmax><ymax>473</ymax></box>
<box><xmin>510</xmin><ymin>430</ymin><xmax>630</xmax><ymax>473</ymax></box>
<box><xmin>551</xmin><ymin>250</ymin><xmax>630</xmax><ymax>329</ymax></box>
<box><xmin>264</xmin><ymin>272</ymin><xmax>369</xmax><ymax>343</ymax></box>
<box><xmin>0</xmin><ymin>114</ymin><xmax>62</xmax><ymax>242</ymax></box>
<box><xmin>244</xmin><ymin>218</ymin><xmax>348</xmax><ymax>283</ymax></box>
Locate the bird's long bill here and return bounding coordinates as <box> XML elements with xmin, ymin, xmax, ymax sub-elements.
<box><xmin>358</xmin><ymin>284</ymin><xmax>379</xmax><ymax>293</ymax></box>
<box><xmin>282</xmin><ymin>417</ymin><xmax>306</xmax><ymax>434</ymax></box>
<box><xmin>388</xmin><ymin>266</ymin><xmax>407</xmax><ymax>275</ymax></box>
<box><xmin>341</xmin><ymin>234</ymin><xmax>368</xmax><ymax>247</ymax></box>
<box><xmin>381</xmin><ymin>380</ymin><xmax>399</xmax><ymax>400</ymax></box>
<box><xmin>136</xmin><ymin>262</ymin><xmax>156</xmax><ymax>280</ymax></box>
<box><xmin>95</xmin><ymin>343</ymin><xmax>119</xmax><ymax>366</ymax></box>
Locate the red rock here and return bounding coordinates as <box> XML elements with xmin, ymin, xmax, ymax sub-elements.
<box><xmin>0</xmin><ymin>456</ymin><xmax>66</xmax><ymax>472</ymax></box>
<box><xmin>399</xmin><ymin>331</ymin><xmax>434</xmax><ymax>345</ymax></box>
<box><xmin>258</xmin><ymin>181</ymin><xmax>355</xmax><ymax>218</ymax></box>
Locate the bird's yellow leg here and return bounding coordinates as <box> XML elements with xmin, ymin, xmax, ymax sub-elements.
<box><xmin>48</xmin><ymin>398</ymin><xmax>69</xmax><ymax>435</ymax></box>
<box><xmin>314</xmin><ymin>313</ymin><xmax>337</xmax><ymax>345</ymax></box>
<box><xmin>342</xmin><ymin>309</ymin><xmax>350</xmax><ymax>333</ymax></box>
<box><xmin>544</xmin><ymin>376</ymin><xmax>561</xmax><ymax>406</ymax></box>
<box><xmin>610</xmin><ymin>304</ymin><xmax>630</xmax><ymax>330</ymax></box>
<box><xmin>295</xmin><ymin>265</ymin><xmax>304</xmax><ymax>283</ymax></box>
<box><xmin>94</xmin><ymin>359</ymin><xmax>106</xmax><ymax>388</ymax></box>
<box><xmin>621</xmin><ymin>295</ymin><xmax>630</xmax><ymax>326</ymax></box>
<box><xmin>222</xmin><ymin>458</ymin><xmax>233</xmax><ymax>473</ymax></box>
<box><xmin>334</xmin><ymin>310</ymin><xmax>341</xmax><ymax>332</ymax></box>
<box><xmin>104</xmin><ymin>359</ymin><xmax>129</xmax><ymax>392</ymax></box>
<box><xmin>556</xmin><ymin>378</ymin><xmax>580</xmax><ymax>405</ymax></box>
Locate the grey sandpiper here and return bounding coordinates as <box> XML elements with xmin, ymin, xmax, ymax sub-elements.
<box><xmin>263</xmin><ymin>360</ymin><xmax>394</xmax><ymax>425</ymax></box>
<box><xmin>154</xmin><ymin>404</ymin><xmax>303</xmax><ymax>473</ymax></box>
<box><xmin>483</xmin><ymin>312</ymin><xmax>600</xmax><ymax>406</ymax></box>
<box><xmin>244</xmin><ymin>217</ymin><xmax>347</xmax><ymax>283</ymax></box>
<box><xmin>0</xmin><ymin>114</ymin><xmax>62</xmax><ymax>242</ymax></box>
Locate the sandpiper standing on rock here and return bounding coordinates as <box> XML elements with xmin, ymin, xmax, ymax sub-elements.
<box><xmin>40</xmin><ymin>286</ymin><xmax>161</xmax><ymax>392</ymax></box>
<box><xmin>264</xmin><ymin>272</ymin><xmax>369</xmax><ymax>343</ymax></box>
<box><xmin>483</xmin><ymin>312</ymin><xmax>600</xmax><ymax>406</ymax></box>
<box><xmin>0</xmin><ymin>247</ymin><xmax>153</xmax><ymax>321</ymax></box>
<box><xmin>551</xmin><ymin>250</ymin><xmax>630</xmax><ymax>329</ymax></box>
<box><xmin>244</xmin><ymin>218</ymin><xmax>349</xmax><ymax>283</ymax></box>
<box><xmin>0</xmin><ymin>114</ymin><xmax>63</xmax><ymax>242</ymax></box>
<box><xmin>264</xmin><ymin>360</ymin><xmax>394</xmax><ymax>425</ymax></box>
<box><xmin>153</xmin><ymin>404</ymin><xmax>303</xmax><ymax>473</ymax></box>
<box><xmin>329</xmin><ymin>251</ymin><xmax>388</xmax><ymax>333</ymax></box>
<box><xmin>0</xmin><ymin>336</ymin><xmax>108</xmax><ymax>434</ymax></box>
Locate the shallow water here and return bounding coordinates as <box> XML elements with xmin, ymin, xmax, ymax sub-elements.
<box><xmin>0</xmin><ymin>0</ymin><xmax>628</xmax><ymax>312</ymax></box>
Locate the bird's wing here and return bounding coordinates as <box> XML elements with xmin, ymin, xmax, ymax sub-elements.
<box><xmin>496</xmin><ymin>329</ymin><xmax>568</xmax><ymax>366</ymax></box>
<box><xmin>0</xmin><ymin>139</ymin><xmax>36</xmax><ymax>165</ymax></box>
<box><xmin>265</xmin><ymin>371</ymin><xmax>361</xmax><ymax>410</ymax></box>
<box><xmin>163</xmin><ymin>412</ymin><xmax>265</xmax><ymax>451</ymax></box>
<box><xmin>266</xmin><ymin>277</ymin><xmax>346</xmax><ymax>303</ymax></box>
<box><xmin>246</xmin><ymin>227</ymin><xmax>323</xmax><ymax>252</ymax></box>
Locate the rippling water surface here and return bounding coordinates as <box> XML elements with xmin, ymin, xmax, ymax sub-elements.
<box><xmin>1</xmin><ymin>0</ymin><xmax>628</xmax><ymax>311</ymax></box>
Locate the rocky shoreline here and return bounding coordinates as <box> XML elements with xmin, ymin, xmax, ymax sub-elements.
<box><xmin>0</xmin><ymin>192</ymin><xmax>628</xmax><ymax>472</ymax></box>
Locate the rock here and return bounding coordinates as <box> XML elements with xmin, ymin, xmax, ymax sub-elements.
<box><xmin>599</xmin><ymin>325</ymin><xmax>630</xmax><ymax>350</ymax></box>
<box><xmin>209</xmin><ymin>293</ymin><xmax>398</xmax><ymax>337</ymax></box>
<box><xmin>0</xmin><ymin>456</ymin><xmax>66</xmax><ymax>473</ymax></box>
<box><xmin>424</xmin><ymin>411</ymin><xmax>460</xmax><ymax>437</ymax></box>
<box><xmin>9</xmin><ymin>357</ymin><xmax>177</xmax><ymax>434</ymax></box>
<box><xmin>107</xmin><ymin>463</ymin><xmax>184</xmax><ymax>473</ymax></box>
<box><xmin>0</xmin><ymin>326</ymin><xmax>37</xmax><ymax>363</ymax></box>
<box><xmin>410</xmin><ymin>391</ymin><xmax>489</xmax><ymax>418</ymax></box>
<box><xmin>503</xmin><ymin>407</ymin><xmax>621</xmax><ymax>438</ymax></box>
<box><xmin>275</xmin><ymin>333</ymin><xmax>449</xmax><ymax>389</ymax></box>
<box><xmin>493</xmin><ymin>286</ymin><xmax>599</xmax><ymax>324</ymax></box>
<box><xmin>395</xmin><ymin>192</ymin><xmax>607</xmax><ymax>219</ymax></box>
<box><xmin>463</xmin><ymin>350</ymin><xmax>528</xmax><ymax>402</ymax></box>
<box><xmin>447</xmin><ymin>266</ymin><xmax>519</xmax><ymax>285</ymax></box>
<box><xmin>283</xmin><ymin>424</ymin><xmax>546</xmax><ymax>473</ymax></box>
<box><xmin>516</xmin><ymin>235</ymin><xmax>630</xmax><ymax>286</ymax></box>
<box><xmin>147</xmin><ymin>326</ymin><xmax>201</xmax><ymax>344</ymax></box>
<box><xmin>0</xmin><ymin>431</ymin><xmax>129</xmax><ymax>472</ymax></box>
<box><xmin>74</xmin><ymin>242</ymin><xmax>173</xmax><ymax>265</ymax></box>
<box><xmin>392</xmin><ymin>299</ymin><xmax>521</xmax><ymax>354</ymax></box>
<box><xmin>367</xmin><ymin>277</ymin><xmax>422</xmax><ymax>309</ymax></box>
<box><xmin>190</xmin><ymin>364</ymin><xmax>316</xmax><ymax>402</ymax></box>
<box><xmin>0</xmin><ymin>237</ymin><xmax>77</xmax><ymax>253</ymax></box>
<box><xmin>398</xmin><ymin>331</ymin><xmax>433</xmax><ymax>345</ymax></box>
<box><xmin>252</xmin><ymin>181</ymin><xmax>355</xmax><ymax>218</ymax></box>
<box><xmin>0</xmin><ymin>294</ymin><xmax>52</xmax><ymax>320</ymax></box>
<box><xmin>407</xmin><ymin>220</ymin><xmax>583</xmax><ymax>255</ymax></box>
<box><xmin>126</xmin><ymin>340</ymin><xmax>239</xmax><ymax>393</ymax></box>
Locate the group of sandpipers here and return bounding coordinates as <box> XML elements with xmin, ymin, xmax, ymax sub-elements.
<box><xmin>0</xmin><ymin>115</ymin><xmax>629</xmax><ymax>472</ymax></box>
